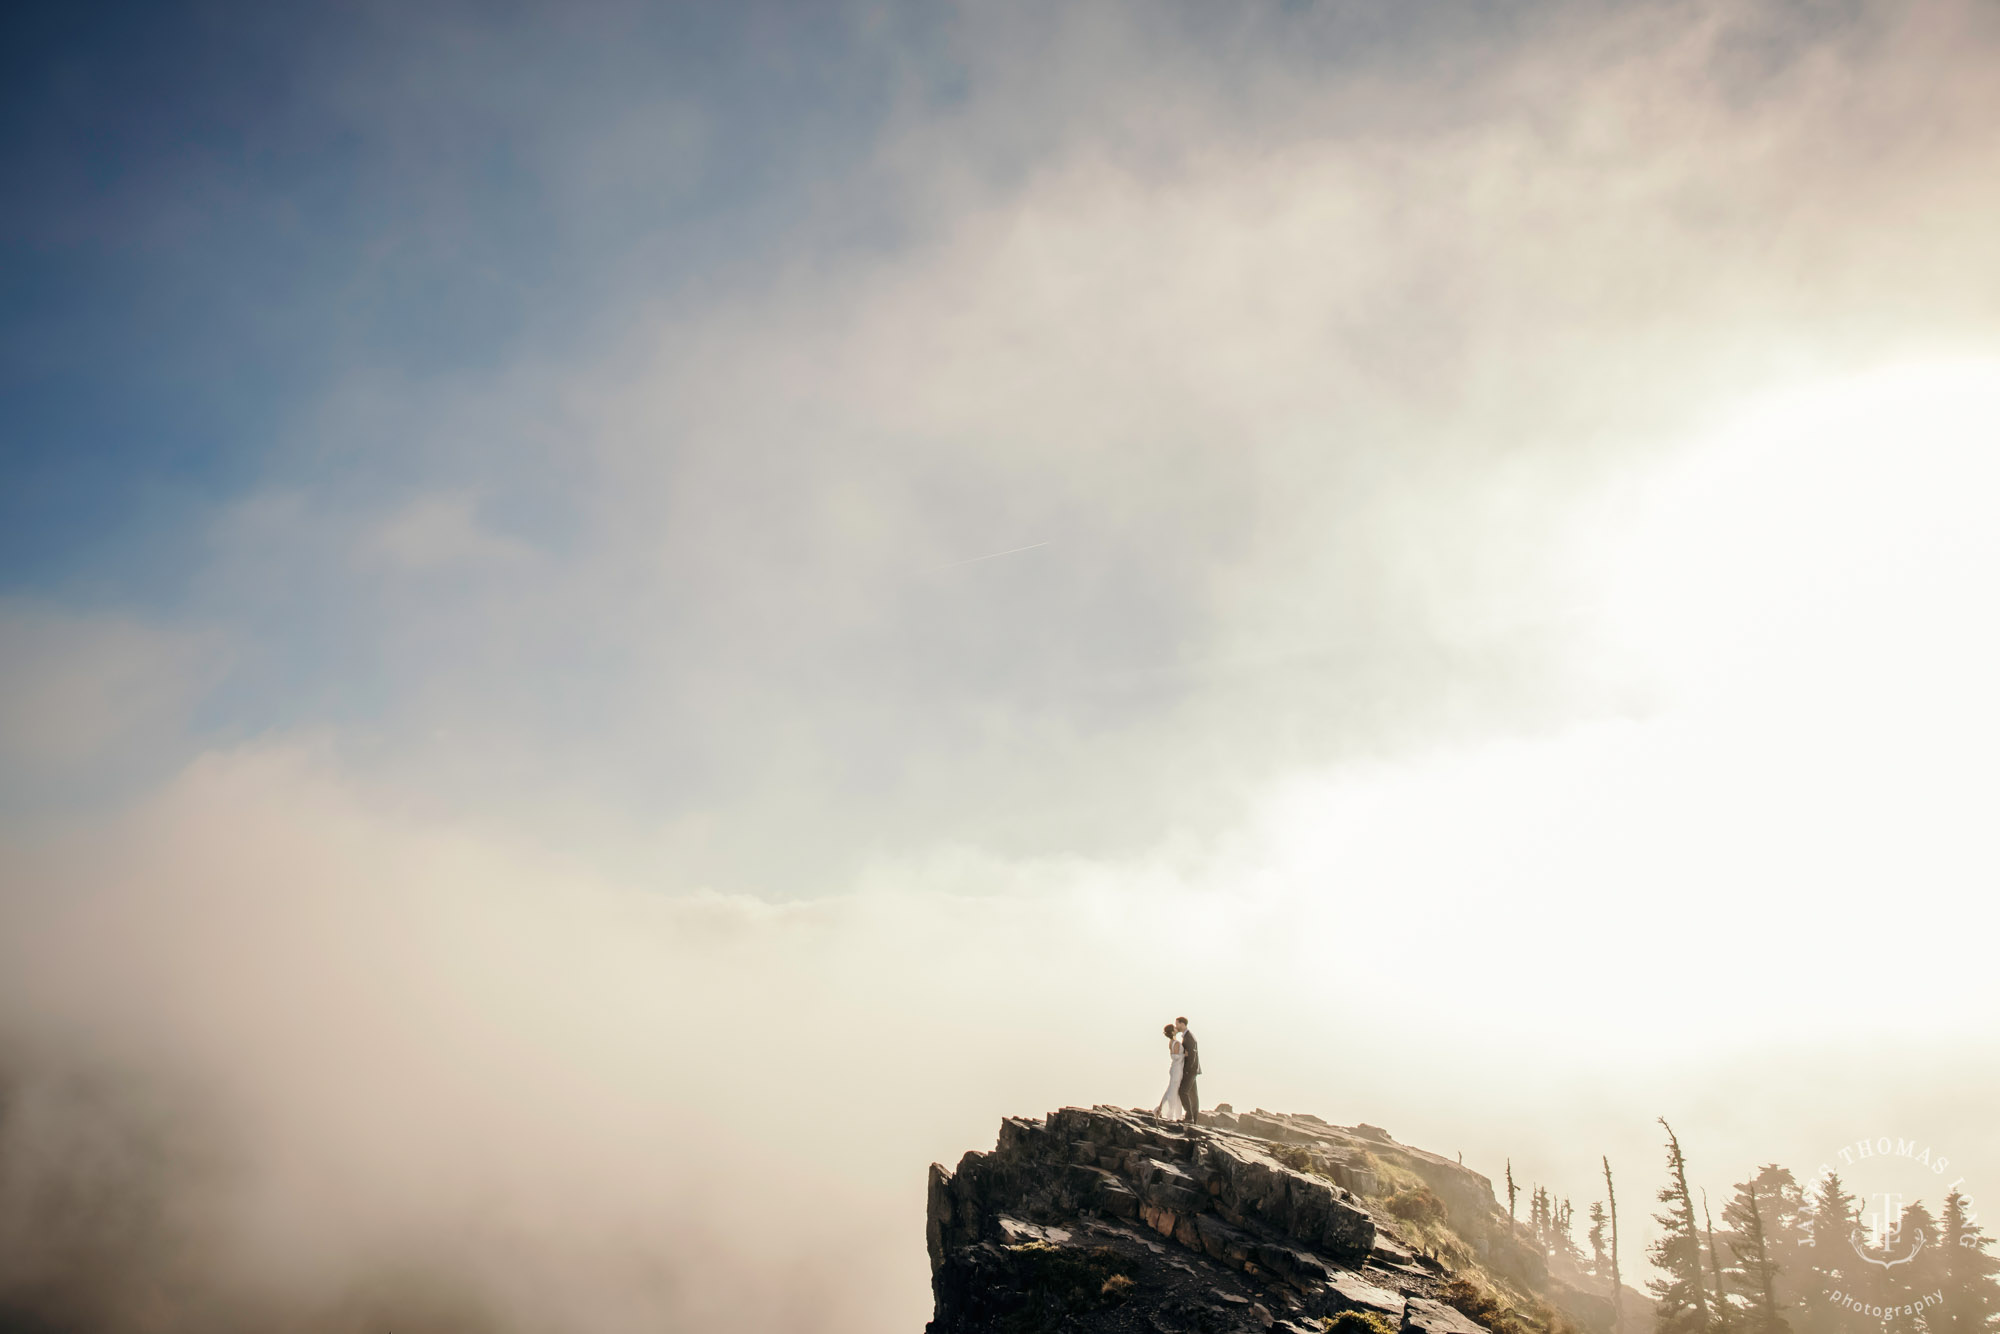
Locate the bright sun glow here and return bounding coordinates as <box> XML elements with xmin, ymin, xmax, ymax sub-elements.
<box><xmin>1242</xmin><ymin>362</ymin><xmax>2000</xmax><ymax>1054</ymax></box>
<box><xmin>1602</xmin><ymin>359</ymin><xmax>2000</xmax><ymax>718</ymax></box>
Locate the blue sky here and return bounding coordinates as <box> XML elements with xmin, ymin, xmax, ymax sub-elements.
<box><xmin>8</xmin><ymin>0</ymin><xmax>2000</xmax><ymax>886</ymax></box>
<box><xmin>2</xmin><ymin>1</ymin><xmax>929</xmax><ymax>594</ymax></box>
<box><xmin>4</xmin><ymin>0</ymin><xmax>1687</xmax><ymax>599</ymax></box>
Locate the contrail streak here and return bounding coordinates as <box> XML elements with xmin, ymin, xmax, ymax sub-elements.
<box><xmin>936</xmin><ymin>541</ymin><xmax>1050</xmax><ymax>570</ymax></box>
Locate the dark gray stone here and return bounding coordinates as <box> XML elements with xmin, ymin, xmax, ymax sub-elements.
<box><xmin>1325</xmin><ymin>1268</ymin><xmax>1407</xmax><ymax>1318</ymax></box>
<box><xmin>1405</xmin><ymin>1298</ymin><xmax>1490</xmax><ymax>1334</ymax></box>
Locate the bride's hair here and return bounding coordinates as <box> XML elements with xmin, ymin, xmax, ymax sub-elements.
<box><xmin>1162</xmin><ymin>1023</ymin><xmax>1176</xmax><ymax>1038</ymax></box>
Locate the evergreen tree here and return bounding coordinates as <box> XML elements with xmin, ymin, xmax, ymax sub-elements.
<box><xmin>1800</xmin><ymin>1172</ymin><xmax>1863</xmax><ymax>1334</ymax></box>
<box><xmin>1881</xmin><ymin>1201</ymin><xmax>1942</xmax><ymax>1334</ymax></box>
<box><xmin>1739</xmin><ymin>1166</ymin><xmax>1810</xmax><ymax>1318</ymax></box>
<box><xmin>1532</xmin><ymin>1186</ymin><xmax>1581</xmax><ymax>1262</ymax></box>
<box><xmin>1939</xmin><ymin>1188</ymin><xmax>2000</xmax><ymax>1334</ymax></box>
<box><xmin>1721</xmin><ymin>1171</ymin><xmax>1790</xmax><ymax>1334</ymax></box>
<box><xmin>1508</xmin><ymin>1160</ymin><xmax>1520</xmax><ymax>1230</ymax></box>
<box><xmin>1591</xmin><ymin>1201</ymin><xmax>1612</xmax><ymax>1278</ymax></box>
<box><xmin>1651</xmin><ymin>1119</ymin><xmax>1714</xmax><ymax>1334</ymax></box>
<box><xmin>1708</xmin><ymin>1189</ymin><xmax>1736</xmax><ymax>1331</ymax></box>
<box><xmin>1558</xmin><ymin>1198</ymin><xmax>1584</xmax><ymax>1266</ymax></box>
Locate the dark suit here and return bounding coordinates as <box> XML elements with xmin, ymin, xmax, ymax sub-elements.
<box><xmin>1177</xmin><ymin>1028</ymin><xmax>1200</xmax><ymax>1123</ymax></box>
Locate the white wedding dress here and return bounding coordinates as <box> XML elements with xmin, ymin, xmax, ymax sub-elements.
<box><xmin>1154</xmin><ymin>1041</ymin><xmax>1186</xmax><ymax>1119</ymax></box>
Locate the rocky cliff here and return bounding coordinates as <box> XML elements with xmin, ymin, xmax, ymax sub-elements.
<box><xmin>926</xmin><ymin>1105</ymin><xmax>1632</xmax><ymax>1334</ymax></box>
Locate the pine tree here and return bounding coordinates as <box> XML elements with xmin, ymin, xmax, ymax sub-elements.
<box><xmin>1939</xmin><ymin>1188</ymin><xmax>2000</xmax><ymax>1334</ymax></box>
<box><xmin>1881</xmin><ymin>1201</ymin><xmax>1942</xmax><ymax>1334</ymax></box>
<box><xmin>1558</xmin><ymin>1198</ymin><xmax>1584</xmax><ymax>1266</ymax></box>
<box><xmin>1800</xmin><ymin>1172</ymin><xmax>1863</xmax><ymax>1334</ymax></box>
<box><xmin>1708</xmin><ymin>1189</ymin><xmax>1736</xmax><ymax>1331</ymax></box>
<box><xmin>1739</xmin><ymin>1166</ymin><xmax>1810</xmax><ymax>1319</ymax></box>
<box><xmin>1532</xmin><ymin>1185</ymin><xmax>1575</xmax><ymax>1260</ymax></box>
<box><xmin>1590</xmin><ymin>1201</ymin><xmax>1611</xmax><ymax>1278</ymax></box>
<box><xmin>1651</xmin><ymin>1119</ymin><xmax>1714</xmax><ymax>1334</ymax></box>
<box><xmin>1508</xmin><ymin>1160</ymin><xmax>1520</xmax><ymax>1231</ymax></box>
<box><xmin>1722</xmin><ymin>1172</ymin><xmax>1791</xmax><ymax>1334</ymax></box>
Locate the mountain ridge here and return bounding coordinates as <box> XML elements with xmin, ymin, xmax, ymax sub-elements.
<box><xmin>925</xmin><ymin>1104</ymin><xmax>1645</xmax><ymax>1334</ymax></box>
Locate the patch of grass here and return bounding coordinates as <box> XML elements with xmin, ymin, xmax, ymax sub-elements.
<box><xmin>1323</xmin><ymin>1312</ymin><xmax>1400</xmax><ymax>1334</ymax></box>
<box><xmin>1387</xmin><ymin>1187</ymin><xmax>1448</xmax><ymax>1226</ymax></box>
<box><xmin>1253</xmin><ymin>1139</ymin><xmax>1593</xmax><ymax>1334</ymax></box>
<box><xmin>1355</xmin><ymin>1149</ymin><xmax>1429</xmax><ymax>1198</ymax></box>
<box><xmin>1273</xmin><ymin>1144</ymin><xmax>1319</xmax><ymax>1174</ymax></box>
<box><xmin>1440</xmin><ymin>1276</ymin><xmax>1539</xmax><ymax>1334</ymax></box>
<box><xmin>1528</xmin><ymin>1296</ymin><xmax>1578</xmax><ymax>1334</ymax></box>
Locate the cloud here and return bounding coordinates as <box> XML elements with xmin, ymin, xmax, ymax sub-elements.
<box><xmin>356</xmin><ymin>495</ymin><xmax>540</xmax><ymax>574</ymax></box>
<box><xmin>0</xmin><ymin>743</ymin><xmax>1273</xmax><ymax>1330</ymax></box>
<box><xmin>17</xmin><ymin>4</ymin><xmax>1957</xmax><ymax>880</ymax></box>
<box><xmin>274</xmin><ymin>0</ymin><xmax>2000</xmax><ymax>892</ymax></box>
<box><xmin>0</xmin><ymin>602</ymin><xmax>223</xmax><ymax>809</ymax></box>
<box><xmin>2</xmin><ymin>701</ymin><xmax>1995</xmax><ymax>1328</ymax></box>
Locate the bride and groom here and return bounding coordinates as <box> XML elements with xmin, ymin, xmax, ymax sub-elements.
<box><xmin>1153</xmin><ymin>1016</ymin><xmax>1200</xmax><ymax>1124</ymax></box>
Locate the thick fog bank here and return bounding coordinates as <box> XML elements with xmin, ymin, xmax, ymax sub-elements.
<box><xmin>3</xmin><ymin>748</ymin><xmax>1993</xmax><ymax>1332</ymax></box>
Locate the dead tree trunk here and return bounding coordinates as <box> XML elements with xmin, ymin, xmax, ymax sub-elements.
<box><xmin>1605</xmin><ymin>1155</ymin><xmax>1623</xmax><ymax>1334</ymax></box>
<box><xmin>1704</xmin><ymin>1188</ymin><xmax>1730</xmax><ymax>1326</ymax></box>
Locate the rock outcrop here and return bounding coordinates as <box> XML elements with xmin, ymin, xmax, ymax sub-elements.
<box><xmin>925</xmin><ymin>1105</ymin><xmax>1625</xmax><ymax>1334</ymax></box>
<box><xmin>927</xmin><ymin>1105</ymin><xmax>1462</xmax><ymax>1333</ymax></box>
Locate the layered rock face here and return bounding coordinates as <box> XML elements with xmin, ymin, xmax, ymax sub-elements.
<box><xmin>926</xmin><ymin>1105</ymin><xmax>1500</xmax><ymax>1334</ymax></box>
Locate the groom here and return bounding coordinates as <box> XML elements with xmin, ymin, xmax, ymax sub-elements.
<box><xmin>1174</xmin><ymin>1017</ymin><xmax>1200</xmax><ymax>1125</ymax></box>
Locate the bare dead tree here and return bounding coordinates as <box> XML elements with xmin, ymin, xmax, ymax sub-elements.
<box><xmin>1605</xmin><ymin>1154</ymin><xmax>1623</xmax><ymax>1334</ymax></box>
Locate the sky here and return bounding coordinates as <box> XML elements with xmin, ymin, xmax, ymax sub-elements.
<box><xmin>3</xmin><ymin>1</ymin><xmax>1999</xmax><ymax>1330</ymax></box>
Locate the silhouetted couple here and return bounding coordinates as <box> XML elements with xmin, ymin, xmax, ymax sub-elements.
<box><xmin>1153</xmin><ymin>1017</ymin><xmax>1200</xmax><ymax>1125</ymax></box>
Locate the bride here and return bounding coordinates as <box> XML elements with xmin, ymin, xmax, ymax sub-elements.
<box><xmin>1153</xmin><ymin>1022</ymin><xmax>1185</xmax><ymax>1120</ymax></box>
